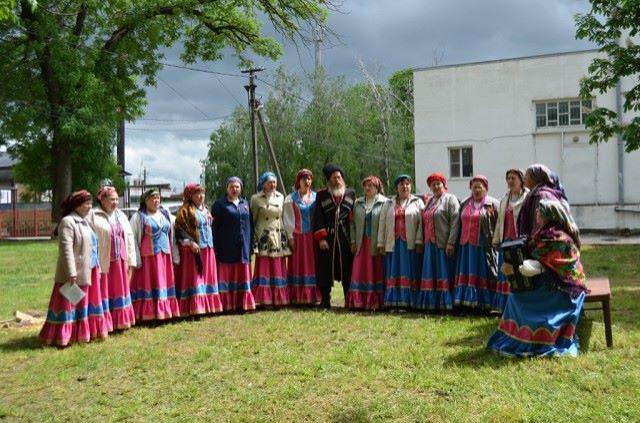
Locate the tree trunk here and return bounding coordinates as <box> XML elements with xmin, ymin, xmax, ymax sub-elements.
<box><xmin>51</xmin><ymin>133</ymin><xmax>72</xmax><ymax>224</ymax></box>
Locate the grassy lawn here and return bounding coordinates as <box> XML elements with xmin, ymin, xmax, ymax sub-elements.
<box><xmin>1</xmin><ymin>241</ymin><xmax>639</xmax><ymax>422</ymax></box>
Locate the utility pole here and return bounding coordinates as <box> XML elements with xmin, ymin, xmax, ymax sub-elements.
<box><xmin>255</xmin><ymin>102</ymin><xmax>286</xmax><ymax>194</ymax></box>
<box><xmin>313</xmin><ymin>25</ymin><xmax>323</xmax><ymax>72</ymax></box>
<box><xmin>116</xmin><ymin>109</ymin><xmax>125</xmax><ymax>176</ymax></box>
<box><xmin>242</xmin><ymin>68</ymin><xmax>264</xmax><ymax>191</ymax></box>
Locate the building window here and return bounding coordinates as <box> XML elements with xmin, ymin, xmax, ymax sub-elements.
<box><xmin>535</xmin><ymin>99</ymin><xmax>592</xmax><ymax>128</ymax></box>
<box><xmin>449</xmin><ymin>147</ymin><xmax>473</xmax><ymax>178</ymax></box>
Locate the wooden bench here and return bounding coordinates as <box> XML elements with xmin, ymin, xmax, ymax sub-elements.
<box><xmin>584</xmin><ymin>277</ymin><xmax>613</xmax><ymax>348</ymax></box>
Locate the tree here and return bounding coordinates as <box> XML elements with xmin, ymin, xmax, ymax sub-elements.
<box><xmin>0</xmin><ymin>0</ymin><xmax>329</xmax><ymax>221</ymax></box>
<box><xmin>576</xmin><ymin>1</ymin><xmax>640</xmax><ymax>151</ymax></box>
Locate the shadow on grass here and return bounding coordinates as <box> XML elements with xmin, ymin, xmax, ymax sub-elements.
<box><xmin>331</xmin><ymin>405</ymin><xmax>374</xmax><ymax>423</ymax></box>
<box><xmin>0</xmin><ymin>333</ymin><xmax>43</xmax><ymax>352</ymax></box>
<box><xmin>443</xmin><ymin>346</ymin><xmax>513</xmax><ymax>369</ymax></box>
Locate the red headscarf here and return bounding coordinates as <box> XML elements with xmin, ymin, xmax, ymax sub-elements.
<box><xmin>183</xmin><ymin>183</ymin><xmax>204</xmax><ymax>203</ymax></box>
<box><xmin>426</xmin><ymin>172</ymin><xmax>448</xmax><ymax>191</ymax></box>
<box><xmin>294</xmin><ymin>169</ymin><xmax>313</xmax><ymax>190</ymax></box>
<box><xmin>96</xmin><ymin>186</ymin><xmax>118</xmax><ymax>202</ymax></box>
<box><xmin>61</xmin><ymin>190</ymin><xmax>92</xmax><ymax>217</ymax></box>
<box><xmin>362</xmin><ymin>175</ymin><xmax>384</xmax><ymax>194</ymax></box>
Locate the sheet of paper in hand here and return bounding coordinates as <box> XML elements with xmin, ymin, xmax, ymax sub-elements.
<box><xmin>59</xmin><ymin>282</ymin><xmax>86</xmax><ymax>306</ymax></box>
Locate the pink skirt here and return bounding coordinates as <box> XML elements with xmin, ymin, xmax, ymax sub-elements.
<box><xmin>101</xmin><ymin>256</ymin><xmax>135</xmax><ymax>330</ymax></box>
<box><xmin>130</xmin><ymin>252</ymin><xmax>180</xmax><ymax>321</ymax></box>
<box><xmin>347</xmin><ymin>237</ymin><xmax>385</xmax><ymax>310</ymax></box>
<box><xmin>252</xmin><ymin>256</ymin><xmax>289</xmax><ymax>307</ymax></box>
<box><xmin>174</xmin><ymin>246</ymin><xmax>223</xmax><ymax>315</ymax></box>
<box><xmin>287</xmin><ymin>232</ymin><xmax>320</xmax><ymax>305</ymax></box>
<box><xmin>217</xmin><ymin>262</ymin><xmax>255</xmax><ymax>312</ymax></box>
<box><xmin>39</xmin><ymin>267</ymin><xmax>109</xmax><ymax>347</ymax></box>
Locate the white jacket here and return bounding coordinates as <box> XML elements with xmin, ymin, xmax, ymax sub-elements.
<box><xmin>87</xmin><ymin>208</ymin><xmax>137</xmax><ymax>272</ymax></box>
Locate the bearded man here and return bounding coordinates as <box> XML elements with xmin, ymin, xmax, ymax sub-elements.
<box><xmin>312</xmin><ymin>163</ymin><xmax>356</xmax><ymax>308</ymax></box>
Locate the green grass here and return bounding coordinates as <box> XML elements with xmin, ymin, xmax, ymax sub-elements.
<box><xmin>1</xmin><ymin>241</ymin><xmax>639</xmax><ymax>422</ymax></box>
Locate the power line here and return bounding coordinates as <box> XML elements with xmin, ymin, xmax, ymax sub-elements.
<box><xmin>157</xmin><ymin>76</ymin><xmax>211</xmax><ymax>120</ymax></box>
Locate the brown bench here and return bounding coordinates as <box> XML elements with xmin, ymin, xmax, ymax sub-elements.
<box><xmin>584</xmin><ymin>277</ymin><xmax>613</xmax><ymax>348</ymax></box>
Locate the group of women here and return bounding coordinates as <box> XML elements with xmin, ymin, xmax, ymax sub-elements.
<box><xmin>39</xmin><ymin>163</ymin><xmax>588</xmax><ymax>358</ymax></box>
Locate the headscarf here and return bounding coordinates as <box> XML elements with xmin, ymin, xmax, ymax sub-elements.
<box><xmin>469</xmin><ymin>174</ymin><xmax>489</xmax><ymax>190</ymax></box>
<box><xmin>61</xmin><ymin>190</ymin><xmax>92</xmax><ymax>218</ymax></box>
<box><xmin>549</xmin><ymin>171</ymin><xmax>568</xmax><ymax>201</ymax></box>
<box><xmin>257</xmin><ymin>171</ymin><xmax>277</xmax><ymax>192</ymax></box>
<box><xmin>183</xmin><ymin>183</ymin><xmax>204</xmax><ymax>202</ymax></box>
<box><xmin>322</xmin><ymin>163</ymin><xmax>345</xmax><ymax>181</ymax></box>
<box><xmin>505</xmin><ymin>168</ymin><xmax>524</xmax><ymax>187</ymax></box>
<box><xmin>139</xmin><ymin>188</ymin><xmax>160</xmax><ymax>212</ymax></box>
<box><xmin>362</xmin><ymin>175</ymin><xmax>384</xmax><ymax>194</ymax></box>
<box><xmin>394</xmin><ymin>174</ymin><xmax>412</xmax><ymax>188</ymax></box>
<box><xmin>426</xmin><ymin>172</ymin><xmax>448</xmax><ymax>191</ymax></box>
<box><xmin>96</xmin><ymin>186</ymin><xmax>118</xmax><ymax>202</ymax></box>
<box><xmin>225</xmin><ymin>176</ymin><xmax>243</xmax><ymax>189</ymax></box>
<box><xmin>294</xmin><ymin>169</ymin><xmax>313</xmax><ymax>190</ymax></box>
<box><xmin>525</xmin><ymin>164</ymin><xmax>552</xmax><ymax>187</ymax></box>
<box><xmin>537</xmin><ymin>199</ymin><xmax>580</xmax><ymax>248</ymax></box>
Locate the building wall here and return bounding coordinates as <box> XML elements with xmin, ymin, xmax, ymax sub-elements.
<box><xmin>413</xmin><ymin>51</ymin><xmax>640</xmax><ymax>229</ymax></box>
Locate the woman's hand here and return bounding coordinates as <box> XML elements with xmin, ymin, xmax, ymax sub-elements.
<box><xmin>190</xmin><ymin>241</ymin><xmax>200</xmax><ymax>254</ymax></box>
<box><xmin>415</xmin><ymin>244</ymin><xmax>424</xmax><ymax>254</ymax></box>
<box><xmin>68</xmin><ymin>276</ymin><xmax>78</xmax><ymax>284</ymax></box>
<box><xmin>350</xmin><ymin>243</ymin><xmax>356</xmax><ymax>254</ymax></box>
<box><xmin>501</xmin><ymin>263</ymin><xmax>514</xmax><ymax>276</ymax></box>
<box><xmin>288</xmin><ymin>238</ymin><xmax>295</xmax><ymax>252</ymax></box>
<box><xmin>319</xmin><ymin>240</ymin><xmax>329</xmax><ymax>250</ymax></box>
<box><xmin>377</xmin><ymin>246</ymin><xmax>386</xmax><ymax>255</ymax></box>
<box><xmin>445</xmin><ymin>244</ymin><xmax>455</xmax><ymax>256</ymax></box>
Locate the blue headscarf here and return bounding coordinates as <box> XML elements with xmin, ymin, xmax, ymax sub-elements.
<box><xmin>257</xmin><ymin>171</ymin><xmax>277</xmax><ymax>192</ymax></box>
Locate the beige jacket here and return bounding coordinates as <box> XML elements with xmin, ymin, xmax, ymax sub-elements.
<box><xmin>378</xmin><ymin>195</ymin><xmax>425</xmax><ymax>252</ymax></box>
<box><xmin>54</xmin><ymin>212</ymin><xmax>95</xmax><ymax>286</ymax></box>
<box><xmin>87</xmin><ymin>208</ymin><xmax>137</xmax><ymax>272</ymax></box>
<box><xmin>492</xmin><ymin>188</ymin><xmax>529</xmax><ymax>246</ymax></box>
<box><xmin>250</xmin><ymin>190</ymin><xmax>291</xmax><ymax>257</ymax></box>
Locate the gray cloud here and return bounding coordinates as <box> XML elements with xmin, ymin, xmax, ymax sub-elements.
<box><xmin>126</xmin><ymin>0</ymin><xmax>595</xmax><ymax>189</ymax></box>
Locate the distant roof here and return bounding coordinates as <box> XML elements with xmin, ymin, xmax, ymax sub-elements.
<box><xmin>412</xmin><ymin>49</ymin><xmax>601</xmax><ymax>73</ymax></box>
<box><xmin>0</xmin><ymin>152</ymin><xmax>17</xmax><ymax>168</ymax></box>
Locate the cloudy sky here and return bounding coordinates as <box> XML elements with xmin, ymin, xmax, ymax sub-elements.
<box><xmin>126</xmin><ymin>0</ymin><xmax>595</xmax><ymax>191</ymax></box>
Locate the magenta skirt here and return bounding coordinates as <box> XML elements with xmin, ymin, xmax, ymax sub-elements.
<box><xmin>130</xmin><ymin>252</ymin><xmax>180</xmax><ymax>321</ymax></box>
<box><xmin>347</xmin><ymin>237</ymin><xmax>385</xmax><ymax>310</ymax></box>
<box><xmin>218</xmin><ymin>262</ymin><xmax>256</xmax><ymax>312</ymax></box>
<box><xmin>39</xmin><ymin>267</ymin><xmax>109</xmax><ymax>347</ymax></box>
<box><xmin>252</xmin><ymin>256</ymin><xmax>289</xmax><ymax>307</ymax></box>
<box><xmin>101</xmin><ymin>256</ymin><xmax>136</xmax><ymax>330</ymax></box>
<box><xmin>287</xmin><ymin>232</ymin><xmax>319</xmax><ymax>305</ymax></box>
<box><xmin>174</xmin><ymin>246</ymin><xmax>223</xmax><ymax>315</ymax></box>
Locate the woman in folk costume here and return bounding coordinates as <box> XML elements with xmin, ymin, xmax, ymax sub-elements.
<box><xmin>488</xmin><ymin>199</ymin><xmax>587</xmax><ymax>357</ymax></box>
<box><xmin>517</xmin><ymin>164</ymin><xmax>569</xmax><ymax>239</ymax></box>
<box><xmin>212</xmin><ymin>176</ymin><xmax>256</xmax><ymax>312</ymax></box>
<box><xmin>283</xmin><ymin>169</ymin><xmax>320</xmax><ymax>305</ymax></box>
<box><xmin>129</xmin><ymin>188</ymin><xmax>180</xmax><ymax>321</ymax></box>
<box><xmin>40</xmin><ymin>190</ymin><xmax>110</xmax><ymax>346</ymax></box>
<box><xmin>347</xmin><ymin>176</ymin><xmax>388</xmax><ymax>310</ymax></box>
<box><xmin>414</xmin><ymin>173</ymin><xmax>460</xmax><ymax>311</ymax></box>
<box><xmin>173</xmin><ymin>183</ymin><xmax>223</xmax><ymax>316</ymax></box>
<box><xmin>250</xmin><ymin>172</ymin><xmax>291</xmax><ymax>307</ymax></box>
<box><xmin>378</xmin><ymin>174</ymin><xmax>424</xmax><ymax>309</ymax></box>
<box><xmin>452</xmin><ymin>175</ymin><xmax>500</xmax><ymax>311</ymax></box>
<box><xmin>87</xmin><ymin>185</ymin><xmax>137</xmax><ymax>331</ymax></box>
<box><xmin>491</xmin><ymin>169</ymin><xmax>529</xmax><ymax>313</ymax></box>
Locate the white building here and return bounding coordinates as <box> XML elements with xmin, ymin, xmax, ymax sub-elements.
<box><xmin>413</xmin><ymin>49</ymin><xmax>640</xmax><ymax>230</ymax></box>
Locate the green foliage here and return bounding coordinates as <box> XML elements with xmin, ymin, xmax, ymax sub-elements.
<box><xmin>575</xmin><ymin>1</ymin><xmax>640</xmax><ymax>151</ymax></box>
<box><xmin>0</xmin><ymin>0</ymin><xmax>329</xmax><ymax>219</ymax></box>
<box><xmin>203</xmin><ymin>66</ymin><xmax>416</xmax><ymax>199</ymax></box>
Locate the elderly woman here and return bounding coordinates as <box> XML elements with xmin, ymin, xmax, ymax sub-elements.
<box><xmin>487</xmin><ymin>199</ymin><xmax>587</xmax><ymax>357</ymax></box>
<box><xmin>379</xmin><ymin>174</ymin><xmax>424</xmax><ymax>309</ymax></box>
<box><xmin>452</xmin><ymin>175</ymin><xmax>500</xmax><ymax>311</ymax></box>
<box><xmin>40</xmin><ymin>191</ymin><xmax>110</xmax><ymax>346</ymax></box>
<box><xmin>283</xmin><ymin>169</ymin><xmax>319</xmax><ymax>305</ymax></box>
<box><xmin>88</xmin><ymin>185</ymin><xmax>137</xmax><ymax>331</ymax></box>
<box><xmin>347</xmin><ymin>175</ymin><xmax>388</xmax><ymax>310</ymax></box>
<box><xmin>129</xmin><ymin>188</ymin><xmax>180</xmax><ymax>321</ymax></box>
<box><xmin>212</xmin><ymin>176</ymin><xmax>256</xmax><ymax>312</ymax></box>
<box><xmin>414</xmin><ymin>173</ymin><xmax>460</xmax><ymax>311</ymax></box>
<box><xmin>250</xmin><ymin>171</ymin><xmax>291</xmax><ymax>307</ymax></box>
<box><xmin>174</xmin><ymin>183</ymin><xmax>223</xmax><ymax>316</ymax></box>
<box><xmin>491</xmin><ymin>169</ymin><xmax>529</xmax><ymax>312</ymax></box>
<box><xmin>517</xmin><ymin>164</ymin><xmax>568</xmax><ymax>239</ymax></box>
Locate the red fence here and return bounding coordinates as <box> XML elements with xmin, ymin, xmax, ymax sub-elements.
<box><xmin>0</xmin><ymin>208</ymin><xmax>52</xmax><ymax>238</ymax></box>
